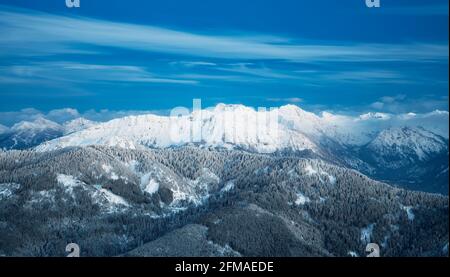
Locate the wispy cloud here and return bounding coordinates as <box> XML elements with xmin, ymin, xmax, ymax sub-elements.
<box><xmin>0</xmin><ymin>62</ymin><xmax>198</xmax><ymax>85</ymax></box>
<box><xmin>0</xmin><ymin>7</ymin><xmax>447</xmax><ymax>62</ymax></box>
<box><xmin>321</xmin><ymin>70</ymin><xmax>411</xmax><ymax>84</ymax></box>
<box><xmin>0</xmin><ymin>5</ymin><xmax>447</xmax><ymax>115</ymax></box>
<box><xmin>216</xmin><ymin>63</ymin><xmax>297</xmax><ymax>79</ymax></box>
<box><xmin>173</xmin><ymin>73</ymin><xmax>260</xmax><ymax>83</ymax></box>
<box><xmin>267</xmin><ymin>97</ymin><xmax>303</xmax><ymax>103</ymax></box>
<box><xmin>169</xmin><ymin>61</ymin><xmax>217</xmax><ymax>67</ymax></box>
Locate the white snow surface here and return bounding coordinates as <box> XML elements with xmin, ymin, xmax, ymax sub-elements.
<box><xmin>295</xmin><ymin>192</ymin><xmax>311</xmax><ymax>205</ymax></box>
<box><xmin>400</xmin><ymin>205</ymin><xmax>415</xmax><ymax>221</ymax></box>
<box><xmin>57</xmin><ymin>174</ymin><xmax>82</xmax><ymax>195</ymax></box>
<box><xmin>140</xmin><ymin>173</ymin><xmax>160</xmax><ymax>195</ymax></box>
<box><xmin>63</xmin><ymin>117</ymin><xmax>97</xmax><ymax>134</ymax></box>
<box><xmin>56</xmin><ymin>174</ymin><xmax>129</xmax><ymax>211</ymax></box>
<box><xmin>98</xmin><ymin>188</ymin><xmax>129</xmax><ymax>207</ymax></box>
<box><xmin>303</xmin><ymin>163</ymin><xmax>336</xmax><ymax>184</ymax></box>
<box><xmin>220</xmin><ymin>181</ymin><xmax>235</xmax><ymax>193</ymax></box>
<box><xmin>0</xmin><ymin>183</ymin><xmax>21</xmax><ymax>199</ymax></box>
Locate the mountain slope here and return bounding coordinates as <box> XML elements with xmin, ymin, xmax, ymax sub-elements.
<box><xmin>124</xmin><ymin>224</ymin><xmax>241</xmax><ymax>257</ymax></box>
<box><xmin>355</xmin><ymin>127</ymin><xmax>449</xmax><ymax>194</ymax></box>
<box><xmin>0</xmin><ymin>146</ymin><xmax>447</xmax><ymax>256</ymax></box>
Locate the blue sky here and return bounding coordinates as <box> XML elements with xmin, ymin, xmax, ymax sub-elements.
<box><xmin>0</xmin><ymin>0</ymin><xmax>448</xmax><ymax>119</ymax></box>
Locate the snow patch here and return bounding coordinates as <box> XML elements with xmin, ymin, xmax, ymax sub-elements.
<box><xmin>443</xmin><ymin>242</ymin><xmax>449</xmax><ymax>255</ymax></box>
<box><xmin>304</xmin><ymin>165</ymin><xmax>317</xmax><ymax>175</ymax></box>
<box><xmin>361</xmin><ymin>223</ymin><xmax>375</xmax><ymax>244</ymax></box>
<box><xmin>212</xmin><ymin>242</ymin><xmax>241</xmax><ymax>257</ymax></box>
<box><xmin>0</xmin><ymin>183</ymin><xmax>20</xmax><ymax>199</ymax></box>
<box><xmin>126</xmin><ymin>160</ymin><xmax>139</xmax><ymax>173</ymax></box>
<box><xmin>57</xmin><ymin>174</ymin><xmax>82</xmax><ymax>195</ymax></box>
<box><xmin>98</xmin><ymin>188</ymin><xmax>129</xmax><ymax>207</ymax></box>
<box><xmin>295</xmin><ymin>192</ymin><xmax>310</xmax><ymax>205</ymax></box>
<box><xmin>93</xmin><ymin>188</ymin><xmax>130</xmax><ymax>209</ymax></box>
<box><xmin>140</xmin><ymin>173</ymin><xmax>160</xmax><ymax>194</ymax></box>
<box><xmin>220</xmin><ymin>181</ymin><xmax>235</xmax><ymax>193</ymax></box>
<box><xmin>27</xmin><ymin>189</ymin><xmax>56</xmax><ymax>205</ymax></box>
<box><xmin>57</xmin><ymin>174</ymin><xmax>129</xmax><ymax>212</ymax></box>
<box><xmin>110</xmin><ymin>172</ymin><xmax>119</xmax><ymax>180</ymax></box>
<box><xmin>304</xmin><ymin>164</ymin><xmax>336</xmax><ymax>184</ymax></box>
<box><xmin>102</xmin><ymin>164</ymin><xmax>112</xmax><ymax>173</ymax></box>
<box><xmin>400</xmin><ymin>205</ymin><xmax>415</xmax><ymax>221</ymax></box>
<box><xmin>101</xmin><ymin>164</ymin><xmax>119</xmax><ymax>180</ymax></box>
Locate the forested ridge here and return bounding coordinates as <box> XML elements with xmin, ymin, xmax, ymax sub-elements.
<box><xmin>0</xmin><ymin>146</ymin><xmax>448</xmax><ymax>256</ymax></box>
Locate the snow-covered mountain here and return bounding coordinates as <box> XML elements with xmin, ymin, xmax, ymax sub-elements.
<box><xmin>34</xmin><ymin>104</ymin><xmax>449</xmax><ymax>153</ymax></box>
<box><xmin>11</xmin><ymin>117</ymin><xmax>62</xmax><ymax>133</ymax></box>
<box><xmin>63</xmin><ymin>117</ymin><xmax>97</xmax><ymax>135</ymax></box>
<box><xmin>357</xmin><ymin>126</ymin><xmax>449</xmax><ymax>194</ymax></box>
<box><xmin>0</xmin><ymin>117</ymin><xmax>64</xmax><ymax>150</ymax></box>
<box><xmin>36</xmin><ymin>104</ymin><xmax>320</xmax><ymax>153</ymax></box>
<box><xmin>0</xmin><ymin>117</ymin><xmax>97</xmax><ymax>150</ymax></box>
<box><xmin>4</xmin><ymin>104</ymin><xmax>448</xmax><ymax>193</ymax></box>
<box><xmin>0</xmin><ymin>108</ymin><xmax>448</xmax><ymax>257</ymax></box>
<box><xmin>365</xmin><ymin>127</ymin><xmax>447</xmax><ymax>163</ymax></box>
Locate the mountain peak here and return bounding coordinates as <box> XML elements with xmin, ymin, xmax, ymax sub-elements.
<box><xmin>63</xmin><ymin>117</ymin><xmax>97</xmax><ymax>134</ymax></box>
<box><xmin>211</xmin><ymin>103</ymin><xmax>255</xmax><ymax>113</ymax></box>
<box><xmin>278</xmin><ymin>104</ymin><xmax>307</xmax><ymax>114</ymax></box>
<box><xmin>359</xmin><ymin>112</ymin><xmax>392</xmax><ymax>121</ymax></box>
<box><xmin>368</xmin><ymin>126</ymin><xmax>447</xmax><ymax>161</ymax></box>
<box><xmin>11</xmin><ymin>117</ymin><xmax>62</xmax><ymax>132</ymax></box>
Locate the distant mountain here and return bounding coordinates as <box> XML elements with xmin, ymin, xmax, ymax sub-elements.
<box><xmin>0</xmin><ymin>117</ymin><xmax>97</xmax><ymax>150</ymax></box>
<box><xmin>354</xmin><ymin>127</ymin><xmax>449</xmax><ymax>194</ymax></box>
<box><xmin>365</xmin><ymin>127</ymin><xmax>447</xmax><ymax>163</ymax></box>
<box><xmin>32</xmin><ymin>104</ymin><xmax>449</xmax><ymax>194</ymax></box>
<box><xmin>0</xmin><ymin>146</ymin><xmax>447</xmax><ymax>256</ymax></box>
<box><xmin>0</xmin><ymin>117</ymin><xmax>64</xmax><ymax>150</ymax></box>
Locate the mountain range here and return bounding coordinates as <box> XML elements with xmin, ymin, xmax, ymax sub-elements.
<box><xmin>0</xmin><ymin>117</ymin><xmax>96</xmax><ymax>150</ymax></box>
<box><xmin>2</xmin><ymin>104</ymin><xmax>446</xmax><ymax>194</ymax></box>
<box><xmin>0</xmin><ymin>104</ymin><xmax>448</xmax><ymax>257</ymax></box>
